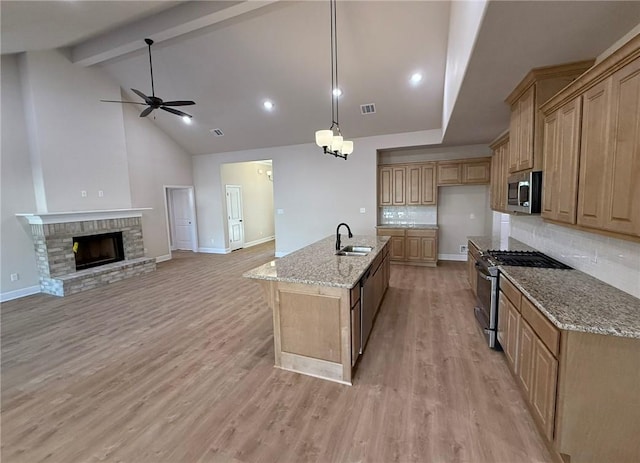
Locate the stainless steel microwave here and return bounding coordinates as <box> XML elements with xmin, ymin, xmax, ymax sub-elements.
<box><xmin>507</xmin><ymin>171</ymin><xmax>542</xmax><ymax>214</ymax></box>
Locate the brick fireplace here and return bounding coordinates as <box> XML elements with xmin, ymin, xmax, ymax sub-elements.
<box><xmin>19</xmin><ymin>210</ymin><xmax>156</xmax><ymax>296</ymax></box>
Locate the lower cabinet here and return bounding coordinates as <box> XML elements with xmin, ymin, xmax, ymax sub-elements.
<box><xmin>377</xmin><ymin>228</ymin><xmax>438</xmax><ymax>266</ymax></box>
<box><xmin>467</xmin><ymin>241</ymin><xmax>481</xmax><ymax>296</ymax></box>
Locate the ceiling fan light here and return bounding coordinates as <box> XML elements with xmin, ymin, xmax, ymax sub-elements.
<box><xmin>330</xmin><ymin>135</ymin><xmax>343</xmax><ymax>152</ymax></box>
<box><xmin>316</xmin><ymin>129</ymin><xmax>333</xmax><ymax>147</ymax></box>
<box><xmin>182</xmin><ymin>115</ymin><xmax>192</xmax><ymax>124</ymax></box>
<box><xmin>342</xmin><ymin>140</ymin><xmax>354</xmax><ymax>155</ymax></box>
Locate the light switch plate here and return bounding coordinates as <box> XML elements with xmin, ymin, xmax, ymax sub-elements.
<box><xmin>360</xmin><ymin>208</ymin><xmax>366</xmax><ymax>213</ymax></box>
<box><xmin>277</xmin><ymin>209</ymin><xmax>284</xmax><ymax>215</ymax></box>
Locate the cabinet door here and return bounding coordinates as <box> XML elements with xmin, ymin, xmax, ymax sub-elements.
<box><xmin>517</xmin><ymin>86</ymin><xmax>536</xmax><ymax>172</ymax></box>
<box><xmin>405</xmin><ymin>236</ymin><xmax>421</xmax><ymax>261</ymax></box>
<box><xmin>379</xmin><ymin>167</ymin><xmax>393</xmax><ymax>206</ymax></box>
<box><xmin>392</xmin><ymin>167</ymin><xmax>406</xmax><ymax>205</ymax></box>
<box><xmin>518</xmin><ymin>319</ymin><xmax>536</xmax><ymax>399</ymax></box>
<box><xmin>505</xmin><ymin>296</ymin><xmax>520</xmax><ymax>371</ymax></box>
<box><xmin>497</xmin><ymin>291</ymin><xmax>507</xmax><ymax>347</ymax></box>
<box><xmin>420</xmin><ymin>237</ymin><xmax>436</xmax><ymax>262</ymax></box>
<box><xmin>509</xmin><ymin>104</ymin><xmax>520</xmax><ymax>173</ymax></box>
<box><xmin>462</xmin><ymin>159</ymin><xmax>491</xmax><ymax>184</ymax></box>
<box><xmin>542</xmin><ymin>110</ymin><xmax>559</xmax><ymax>219</ymax></box>
<box><xmin>390</xmin><ymin>236</ymin><xmax>405</xmax><ymax>261</ymax></box>
<box><xmin>351</xmin><ymin>300</ymin><xmax>361</xmax><ymax>366</ymax></box>
<box><xmin>490</xmin><ymin>145</ymin><xmax>502</xmax><ymax>210</ymax></box>
<box><xmin>577</xmin><ymin>78</ymin><xmax>612</xmax><ymax>229</ymax></box>
<box><xmin>406</xmin><ymin>165</ymin><xmax>422</xmax><ymax>205</ymax></box>
<box><xmin>437</xmin><ymin>162</ymin><xmax>462</xmax><ymax>185</ymax></box>
<box><xmin>421</xmin><ymin>163</ymin><xmax>437</xmax><ymax>205</ymax></box>
<box><xmin>468</xmin><ymin>252</ymin><xmax>478</xmax><ymax>294</ymax></box>
<box><xmin>601</xmin><ymin>58</ymin><xmax>640</xmax><ymax>236</ymax></box>
<box><xmin>531</xmin><ymin>338</ymin><xmax>558</xmax><ymax>441</ymax></box>
<box><xmin>499</xmin><ymin>140</ymin><xmax>510</xmax><ymax>210</ymax></box>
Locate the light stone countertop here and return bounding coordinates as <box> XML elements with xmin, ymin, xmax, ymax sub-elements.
<box><xmin>467</xmin><ymin>235</ymin><xmax>536</xmax><ymax>253</ymax></box>
<box><xmin>243</xmin><ymin>235</ymin><xmax>390</xmax><ymax>289</ymax></box>
<box><xmin>376</xmin><ymin>224</ymin><xmax>439</xmax><ymax>230</ymax></box>
<box><xmin>468</xmin><ymin>236</ymin><xmax>640</xmax><ymax>339</ymax></box>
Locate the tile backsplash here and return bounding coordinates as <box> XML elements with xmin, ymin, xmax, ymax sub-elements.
<box><xmin>510</xmin><ymin>216</ymin><xmax>640</xmax><ymax>299</ymax></box>
<box><xmin>379</xmin><ymin>206</ymin><xmax>437</xmax><ymax>225</ymax></box>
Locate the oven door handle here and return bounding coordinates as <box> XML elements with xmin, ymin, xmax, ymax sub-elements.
<box><xmin>475</xmin><ymin>263</ymin><xmax>494</xmax><ymax>281</ymax></box>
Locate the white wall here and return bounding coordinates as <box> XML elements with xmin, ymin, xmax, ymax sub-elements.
<box><xmin>442</xmin><ymin>0</ymin><xmax>488</xmax><ymax>131</ymax></box>
<box><xmin>1</xmin><ymin>55</ymin><xmax>40</xmax><ymax>299</ymax></box>
<box><xmin>193</xmin><ymin>129</ymin><xmax>443</xmax><ymax>256</ymax></box>
<box><xmin>439</xmin><ymin>185</ymin><xmax>489</xmax><ymax>259</ymax></box>
<box><xmin>510</xmin><ymin>216</ymin><xmax>640</xmax><ymax>299</ymax></box>
<box><xmin>122</xmin><ymin>101</ymin><xmax>194</xmax><ymax>260</ymax></box>
<box><xmin>18</xmin><ymin>49</ymin><xmax>132</xmax><ymax>212</ymax></box>
<box><xmin>220</xmin><ymin>161</ymin><xmax>274</xmax><ymax>247</ymax></box>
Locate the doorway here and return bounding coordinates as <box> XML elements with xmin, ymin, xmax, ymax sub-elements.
<box><xmin>164</xmin><ymin>186</ymin><xmax>198</xmax><ymax>258</ymax></box>
<box><xmin>225</xmin><ymin>185</ymin><xmax>245</xmax><ymax>251</ymax></box>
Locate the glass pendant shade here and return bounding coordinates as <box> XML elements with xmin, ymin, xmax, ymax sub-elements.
<box><xmin>315</xmin><ymin>130</ymin><xmax>333</xmax><ymax>147</ymax></box>
<box><xmin>330</xmin><ymin>135</ymin><xmax>343</xmax><ymax>151</ymax></box>
<box><xmin>342</xmin><ymin>140</ymin><xmax>353</xmax><ymax>155</ymax></box>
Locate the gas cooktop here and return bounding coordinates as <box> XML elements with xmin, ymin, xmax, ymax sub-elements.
<box><xmin>486</xmin><ymin>250</ymin><xmax>572</xmax><ymax>269</ymax></box>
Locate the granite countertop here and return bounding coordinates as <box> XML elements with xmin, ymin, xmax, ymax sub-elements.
<box><xmin>243</xmin><ymin>235</ymin><xmax>390</xmax><ymax>289</ymax></box>
<box><xmin>467</xmin><ymin>235</ymin><xmax>536</xmax><ymax>253</ymax></box>
<box><xmin>376</xmin><ymin>224</ymin><xmax>439</xmax><ymax>229</ymax></box>
<box><xmin>468</xmin><ymin>236</ymin><xmax>640</xmax><ymax>339</ymax></box>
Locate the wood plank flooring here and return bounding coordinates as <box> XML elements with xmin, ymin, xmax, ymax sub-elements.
<box><xmin>1</xmin><ymin>242</ymin><xmax>552</xmax><ymax>463</ymax></box>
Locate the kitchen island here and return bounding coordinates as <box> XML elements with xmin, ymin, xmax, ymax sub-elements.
<box><xmin>244</xmin><ymin>234</ymin><xmax>390</xmax><ymax>385</ymax></box>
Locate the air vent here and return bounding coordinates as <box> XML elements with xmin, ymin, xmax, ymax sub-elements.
<box><xmin>210</xmin><ymin>128</ymin><xmax>224</xmax><ymax>137</ymax></box>
<box><xmin>360</xmin><ymin>103</ymin><xmax>376</xmax><ymax>115</ymax></box>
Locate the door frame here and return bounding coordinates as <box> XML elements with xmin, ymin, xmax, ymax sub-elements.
<box><xmin>163</xmin><ymin>185</ymin><xmax>199</xmax><ymax>260</ymax></box>
<box><xmin>225</xmin><ymin>184</ymin><xmax>245</xmax><ymax>251</ymax></box>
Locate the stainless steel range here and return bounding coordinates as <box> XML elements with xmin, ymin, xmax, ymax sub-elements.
<box><xmin>473</xmin><ymin>250</ymin><xmax>572</xmax><ymax>349</ymax></box>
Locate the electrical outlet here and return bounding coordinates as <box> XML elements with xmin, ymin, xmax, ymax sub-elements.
<box><xmin>81</xmin><ymin>190</ymin><xmax>87</xmax><ymax>197</ymax></box>
<box><xmin>98</xmin><ymin>190</ymin><xmax>104</xmax><ymax>197</ymax></box>
<box><xmin>459</xmin><ymin>245</ymin><xmax>468</xmax><ymax>254</ymax></box>
<box><xmin>277</xmin><ymin>209</ymin><xmax>284</xmax><ymax>215</ymax></box>
<box><xmin>360</xmin><ymin>207</ymin><xmax>366</xmax><ymax>213</ymax></box>
<box><xmin>211</xmin><ymin>238</ymin><xmax>215</xmax><ymax>244</ymax></box>
<box><xmin>10</xmin><ymin>273</ymin><xmax>19</xmax><ymax>281</ymax></box>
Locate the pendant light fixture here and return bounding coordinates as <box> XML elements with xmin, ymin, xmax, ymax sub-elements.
<box><xmin>315</xmin><ymin>0</ymin><xmax>354</xmax><ymax>160</ymax></box>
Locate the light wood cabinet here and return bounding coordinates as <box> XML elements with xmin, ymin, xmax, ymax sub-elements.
<box><xmin>503</xmin><ymin>293</ymin><xmax>520</xmax><ymax>370</ymax></box>
<box><xmin>436</xmin><ymin>162</ymin><xmax>462</xmax><ymax>185</ymax></box>
<box><xmin>377</xmin><ymin>228</ymin><xmax>437</xmax><ymax>267</ymax></box>
<box><xmin>506</xmin><ymin>60</ymin><xmax>594</xmax><ymax>174</ymax></box>
<box><xmin>436</xmin><ymin>158</ymin><xmax>491</xmax><ymax>186</ymax></box>
<box><xmin>531</xmin><ymin>337</ymin><xmax>558</xmax><ymax>440</ymax></box>
<box><xmin>489</xmin><ymin>133</ymin><xmax>509</xmax><ymax>211</ymax></box>
<box><xmin>377</xmin><ymin>162</ymin><xmax>437</xmax><ymax>207</ymax></box>
<box><xmin>541</xmin><ymin>96</ymin><xmax>582</xmax><ymax>224</ymax></box>
<box><xmin>466</xmin><ymin>241</ymin><xmax>481</xmax><ymax>296</ymax></box>
<box><xmin>421</xmin><ymin>164</ymin><xmax>437</xmax><ymax>205</ymax></box>
<box><xmin>541</xmin><ymin>36</ymin><xmax>640</xmax><ymax>240</ymax></box>
<box><xmin>378</xmin><ymin>166</ymin><xmax>393</xmax><ymax>206</ymax></box>
<box><xmin>351</xmin><ymin>298</ymin><xmax>361</xmax><ymax>367</ymax></box>
<box><xmin>518</xmin><ymin>319</ymin><xmax>536</xmax><ymax>398</ymax></box>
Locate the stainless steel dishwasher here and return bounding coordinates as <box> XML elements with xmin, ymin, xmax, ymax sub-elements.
<box><xmin>360</xmin><ymin>268</ymin><xmax>375</xmax><ymax>354</ymax></box>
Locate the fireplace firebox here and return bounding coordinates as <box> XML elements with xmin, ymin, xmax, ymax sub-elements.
<box><xmin>73</xmin><ymin>232</ymin><xmax>125</xmax><ymax>271</ymax></box>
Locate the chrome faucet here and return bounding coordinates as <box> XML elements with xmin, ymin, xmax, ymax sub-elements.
<box><xmin>336</xmin><ymin>223</ymin><xmax>353</xmax><ymax>250</ymax></box>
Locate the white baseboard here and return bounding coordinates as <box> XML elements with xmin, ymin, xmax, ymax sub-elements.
<box><xmin>156</xmin><ymin>254</ymin><xmax>171</xmax><ymax>263</ymax></box>
<box><xmin>198</xmin><ymin>247</ymin><xmax>230</xmax><ymax>254</ymax></box>
<box><xmin>1</xmin><ymin>285</ymin><xmax>41</xmax><ymax>302</ymax></box>
<box><xmin>243</xmin><ymin>236</ymin><xmax>275</xmax><ymax>248</ymax></box>
<box><xmin>275</xmin><ymin>251</ymin><xmax>290</xmax><ymax>258</ymax></box>
<box><xmin>438</xmin><ymin>253</ymin><xmax>468</xmax><ymax>262</ymax></box>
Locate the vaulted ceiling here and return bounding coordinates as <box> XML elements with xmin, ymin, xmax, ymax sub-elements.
<box><xmin>3</xmin><ymin>1</ymin><xmax>640</xmax><ymax>155</ymax></box>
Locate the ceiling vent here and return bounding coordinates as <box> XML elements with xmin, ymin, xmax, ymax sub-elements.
<box><xmin>210</xmin><ymin>128</ymin><xmax>224</xmax><ymax>137</ymax></box>
<box><xmin>360</xmin><ymin>103</ymin><xmax>376</xmax><ymax>115</ymax></box>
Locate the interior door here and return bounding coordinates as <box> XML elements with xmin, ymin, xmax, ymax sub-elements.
<box><xmin>226</xmin><ymin>185</ymin><xmax>245</xmax><ymax>251</ymax></box>
<box><xmin>170</xmin><ymin>188</ymin><xmax>194</xmax><ymax>250</ymax></box>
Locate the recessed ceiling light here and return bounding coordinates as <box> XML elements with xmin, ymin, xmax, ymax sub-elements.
<box><xmin>332</xmin><ymin>88</ymin><xmax>343</xmax><ymax>97</ymax></box>
<box><xmin>182</xmin><ymin>115</ymin><xmax>192</xmax><ymax>124</ymax></box>
<box><xmin>263</xmin><ymin>100</ymin><xmax>275</xmax><ymax>111</ymax></box>
<box><xmin>410</xmin><ymin>72</ymin><xmax>423</xmax><ymax>85</ymax></box>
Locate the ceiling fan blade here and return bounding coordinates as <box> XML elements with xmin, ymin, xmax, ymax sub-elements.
<box><xmin>162</xmin><ymin>100</ymin><xmax>196</xmax><ymax>106</ymax></box>
<box><xmin>161</xmin><ymin>106</ymin><xmax>191</xmax><ymax>118</ymax></box>
<box><xmin>139</xmin><ymin>106</ymin><xmax>155</xmax><ymax>117</ymax></box>
<box><xmin>100</xmin><ymin>100</ymin><xmax>147</xmax><ymax>105</ymax></box>
<box><xmin>131</xmin><ymin>88</ymin><xmax>153</xmax><ymax>105</ymax></box>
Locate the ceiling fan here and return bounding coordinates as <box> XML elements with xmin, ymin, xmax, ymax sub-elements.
<box><xmin>101</xmin><ymin>38</ymin><xmax>195</xmax><ymax>119</ymax></box>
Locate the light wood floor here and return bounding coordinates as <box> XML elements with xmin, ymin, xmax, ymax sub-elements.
<box><xmin>1</xmin><ymin>242</ymin><xmax>551</xmax><ymax>463</ymax></box>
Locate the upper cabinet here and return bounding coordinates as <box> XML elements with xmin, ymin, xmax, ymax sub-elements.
<box><xmin>541</xmin><ymin>33</ymin><xmax>640</xmax><ymax>239</ymax></box>
<box><xmin>489</xmin><ymin>132</ymin><xmax>509</xmax><ymax>212</ymax></box>
<box><xmin>378</xmin><ymin>162</ymin><xmax>437</xmax><ymax>207</ymax></box>
<box><xmin>506</xmin><ymin>60</ymin><xmax>594</xmax><ymax>174</ymax></box>
<box><xmin>436</xmin><ymin>157</ymin><xmax>491</xmax><ymax>186</ymax></box>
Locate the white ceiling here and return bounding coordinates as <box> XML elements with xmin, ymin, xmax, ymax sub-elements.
<box><xmin>2</xmin><ymin>1</ymin><xmax>640</xmax><ymax>155</ymax></box>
